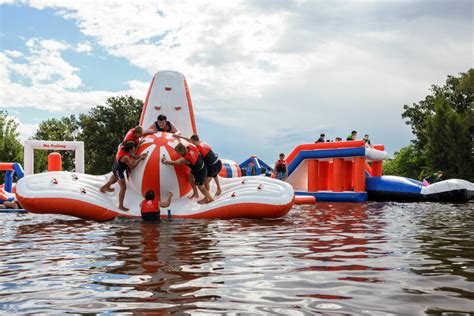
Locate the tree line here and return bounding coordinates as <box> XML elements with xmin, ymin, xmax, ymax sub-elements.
<box><xmin>1</xmin><ymin>69</ymin><xmax>473</xmax><ymax>182</ymax></box>
<box><xmin>383</xmin><ymin>69</ymin><xmax>474</xmax><ymax>181</ymax></box>
<box><xmin>1</xmin><ymin>96</ymin><xmax>142</xmax><ymax>175</ymax></box>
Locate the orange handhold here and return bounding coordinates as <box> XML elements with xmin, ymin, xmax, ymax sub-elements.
<box><xmin>154</xmin><ymin>106</ymin><xmax>162</xmax><ymax>110</ymax></box>
<box><xmin>48</xmin><ymin>152</ymin><xmax>62</xmax><ymax>172</ymax></box>
<box><xmin>175</xmin><ymin>106</ymin><xmax>182</xmax><ymax>111</ymax></box>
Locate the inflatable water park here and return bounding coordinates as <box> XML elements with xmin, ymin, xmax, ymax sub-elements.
<box><xmin>3</xmin><ymin>71</ymin><xmax>473</xmax><ymax>220</ymax></box>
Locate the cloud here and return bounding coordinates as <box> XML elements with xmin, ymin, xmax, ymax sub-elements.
<box><xmin>1</xmin><ymin>0</ymin><xmax>472</xmax><ymax>161</ymax></box>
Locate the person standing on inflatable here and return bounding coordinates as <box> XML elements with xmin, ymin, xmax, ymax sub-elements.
<box><xmin>100</xmin><ymin>141</ymin><xmax>147</xmax><ymax>211</ymax></box>
<box><xmin>161</xmin><ymin>143</ymin><xmax>214</xmax><ymax>204</ymax></box>
<box><xmin>173</xmin><ymin>134</ymin><xmax>222</xmax><ymax>196</ymax></box>
<box><xmin>145</xmin><ymin>114</ymin><xmax>180</xmax><ymax>135</ymax></box>
<box><xmin>274</xmin><ymin>153</ymin><xmax>288</xmax><ymax>181</ymax></box>
<box><xmin>140</xmin><ymin>190</ymin><xmax>173</xmax><ymax>223</ymax></box>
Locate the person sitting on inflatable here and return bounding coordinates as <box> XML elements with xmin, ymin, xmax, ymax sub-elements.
<box><xmin>161</xmin><ymin>143</ymin><xmax>214</xmax><ymax>204</ymax></box>
<box><xmin>0</xmin><ymin>188</ymin><xmax>21</xmax><ymax>209</ymax></box>
<box><xmin>346</xmin><ymin>130</ymin><xmax>357</xmax><ymax>141</ymax></box>
<box><xmin>100</xmin><ymin>141</ymin><xmax>147</xmax><ymax>211</ymax></box>
<box><xmin>422</xmin><ymin>170</ymin><xmax>443</xmax><ymax>186</ymax></box>
<box><xmin>274</xmin><ymin>153</ymin><xmax>288</xmax><ymax>181</ymax></box>
<box><xmin>145</xmin><ymin>114</ymin><xmax>180</xmax><ymax>135</ymax></box>
<box><xmin>363</xmin><ymin>134</ymin><xmax>372</xmax><ymax>147</ymax></box>
<box><xmin>140</xmin><ymin>190</ymin><xmax>173</xmax><ymax>223</ymax></box>
<box><xmin>173</xmin><ymin>134</ymin><xmax>223</xmax><ymax>196</ymax></box>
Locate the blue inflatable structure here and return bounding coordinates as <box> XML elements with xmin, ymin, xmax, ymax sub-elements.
<box><xmin>239</xmin><ymin>156</ymin><xmax>273</xmax><ymax>176</ymax></box>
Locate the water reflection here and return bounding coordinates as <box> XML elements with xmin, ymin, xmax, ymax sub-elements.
<box><xmin>0</xmin><ymin>202</ymin><xmax>473</xmax><ymax>314</ymax></box>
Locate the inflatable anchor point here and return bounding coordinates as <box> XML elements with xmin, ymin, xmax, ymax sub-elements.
<box><xmin>80</xmin><ymin>188</ymin><xmax>86</xmax><ymax>194</ymax></box>
<box><xmin>257</xmin><ymin>184</ymin><xmax>263</xmax><ymax>190</ymax></box>
<box><xmin>231</xmin><ymin>192</ymin><xmax>236</xmax><ymax>197</ymax></box>
<box><xmin>52</xmin><ymin>178</ymin><xmax>58</xmax><ymax>184</ymax></box>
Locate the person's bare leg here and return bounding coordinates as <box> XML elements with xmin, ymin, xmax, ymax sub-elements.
<box><xmin>118</xmin><ymin>179</ymin><xmax>129</xmax><ymax>211</ymax></box>
<box><xmin>0</xmin><ymin>204</ymin><xmax>5</xmax><ymax>209</ymax></box>
<box><xmin>100</xmin><ymin>175</ymin><xmax>117</xmax><ymax>193</ymax></box>
<box><xmin>4</xmin><ymin>201</ymin><xmax>19</xmax><ymax>209</ymax></box>
<box><xmin>214</xmin><ymin>176</ymin><xmax>222</xmax><ymax>196</ymax></box>
<box><xmin>197</xmin><ymin>185</ymin><xmax>214</xmax><ymax>204</ymax></box>
<box><xmin>188</xmin><ymin>173</ymin><xmax>199</xmax><ymax>199</ymax></box>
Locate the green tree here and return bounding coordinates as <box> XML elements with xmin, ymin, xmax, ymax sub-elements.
<box><xmin>33</xmin><ymin>115</ymin><xmax>80</xmax><ymax>173</ymax></box>
<box><xmin>79</xmin><ymin>96</ymin><xmax>143</xmax><ymax>174</ymax></box>
<box><xmin>0</xmin><ymin>111</ymin><xmax>23</xmax><ymax>164</ymax></box>
<box><xmin>383</xmin><ymin>144</ymin><xmax>426</xmax><ymax>179</ymax></box>
<box><xmin>402</xmin><ymin>69</ymin><xmax>474</xmax><ymax>181</ymax></box>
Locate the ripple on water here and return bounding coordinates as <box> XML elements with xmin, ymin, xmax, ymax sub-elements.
<box><xmin>0</xmin><ymin>203</ymin><xmax>473</xmax><ymax>314</ymax></box>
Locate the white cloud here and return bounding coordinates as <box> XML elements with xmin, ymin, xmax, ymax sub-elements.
<box><xmin>1</xmin><ymin>0</ymin><xmax>472</xmax><ymax>161</ymax></box>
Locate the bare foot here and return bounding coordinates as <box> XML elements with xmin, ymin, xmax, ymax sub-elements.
<box><xmin>215</xmin><ymin>189</ymin><xmax>222</xmax><ymax>196</ymax></box>
<box><xmin>119</xmin><ymin>206</ymin><xmax>129</xmax><ymax>211</ymax></box>
<box><xmin>197</xmin><ymin>198</ymin><xmax>214</xmax><ymax>204</ymax></box>
<box><xmin>188</xmin><ymin>193</ymin><xmax>199</xmax><ymax>199</ymax></box>
<box><xmin>105</xmin><ymin>187</ymin><xmax>115</xmax><ymax>192</ymax></box>
<box><xmin>100</xmin><ymin>187</ymin><xmax>107</xmax><ymax>193</ymax></box>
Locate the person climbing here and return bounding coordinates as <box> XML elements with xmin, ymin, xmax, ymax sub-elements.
<box><xmin>161</xmin><ymin>143</ymin><xmax>214</xmax><ymax>204</ymax></box>
<box><xmin>140</xmin><ymin>190</ymin><xmax>173</xmax><ymax>223</ymax></box>
<box><xmin>145</xmin><ymin>114</ymin><xmax>180</xmax><ymax>135</ymax></box>
<box><xmin>122</xmin><ymin>125</ymin><xmax>144</xmax><ymax>147</ymax></box>
<box><xmin>173</xmin><ymin>134</ymin><xmax>223</xmax><ymax>196</ymax></box>
<box><xmin>274</xmin><ymin>153</ymin><xmax>288</xmax><ymax>181</ymax></box>
<box><xmin>100</xmin><ymin>141</ymin><xmax>147</xmax><ymax>211</ymax></box>
<box><xmin>346</xmin><ymin>130</ymin><xmax>357</xmax><ymax>141</ymax></box>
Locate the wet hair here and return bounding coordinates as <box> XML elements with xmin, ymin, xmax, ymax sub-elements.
<box><xmin>157</xmin><ymin>114</ymin><xmax>167</xmax><ymax>121</ymax></box>
<box><xmin>145</xmin><ymin>190</ymin><xmax>155</xmax><ymax>200</ymax></box>
<box><xmin>320</xmin><ymin>133</ymin><xmax>325</xmax><ymax>137</ymax></box>
<box><xmin>364</xmin><ymin>134</ymin><xmax>369</xmax><ymax>137</ymax></box>
<box><xmin>279</xmin><ymin>153</ymin><xmax>285</xmax><ymax>158</ymax></box>
<box><xmin>123</xmin><ymin>141</ymin><xmax>136</xmax><ymax>152</ymax></box>
<box><xmin>352</xmin><ymin>130</ymin><xmax>357</xmax><ymax>134</ymax></box>
<box><xmin>190</xmin><ymin>134</ymin><xmax>200</xmax><ymax>142</ymax></box>
<box><xmin>175</xmin><ymin>143</ymin><xmax>186</xmax><ymax>154</ymax></box>
<box><xmin>134</xmin><ymin>126</ymin><xmax>143</xmax><ymax>134</ymax></box>
<box><xmin>335</xmin><ymin>137</ymin><xmax>342</xmax><ymax>141</ymax></box>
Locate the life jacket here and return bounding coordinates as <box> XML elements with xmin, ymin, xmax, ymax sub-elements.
<box><xmin>183</xmin><ymin>145</ymin><xmax>205</xmax><ymax>172</ymax></box>
<box><xmin>123</xmin><ymin>128</ymin><xmax>140</xmax><ymax>146</ymax></box>
<box><xmin>197</xmin><ymin>141</ymin><xmax>219</xmax><ymax>165</ymax></box>
<box><xmin>275</xmin><ymin>159</ymin><xmax>287</xmax><ymax>173</ymax></box>
<box><xmin>154</xmin><ymin>120</ymin><xmax>172</xmax><ymax>132</ymax></box>
<box><xmin>115</xmin><ymin>148</ymin><xmax>131</xmax><ymax>172</ymax></box>
<box><xmin>141</xmin><ymin>200</ymin><xmax>159</xmax><ymax>214</ymax></box>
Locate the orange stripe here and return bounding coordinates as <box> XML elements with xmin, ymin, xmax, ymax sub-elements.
<box><xmin>0</xmin><ymin>163</ymin><xmax>15</xmax><ymax>170</ymax></box>
<box><xmin>16</xmin><ymin>195</ymin><xmax>293</xmax><ymax>220</ymax></box>
<box><xmin>183</xmin><ymin>77</ymin><xmax>197</xmax><ymax>134</ymax></box>
<box><xmin>16</xmin><ymin>194</ymin><xmax>118</xmax><ymax>221</ymax></box>
<box><xmin>139</xmin><ymin>75</ymin><xmax>156</xmax><ymax>126</ymax></box>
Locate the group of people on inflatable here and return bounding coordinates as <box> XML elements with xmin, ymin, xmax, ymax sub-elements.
<box><xmin>271</xmin><ymin>130</ymin><xmax>373</xmax><ymax>183</ymax></box>
<box><xmin>99</xmin><ymin>114</ymin><xmax>223</xmax><ymax>220</ymax></box>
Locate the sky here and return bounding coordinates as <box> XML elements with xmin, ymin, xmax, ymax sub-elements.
<box><xmin>0</xmin><ymin>0</ymin><xmax>472</xmax><ymax>164</ymax></box>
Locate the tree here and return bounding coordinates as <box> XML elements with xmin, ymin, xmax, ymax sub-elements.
<box><xmin>0</xmin><ymin>111</ymin><xmax>23</xmax><ymax>165</ymax></box>
<box><xmin>79</xmin><ymin>96</ymin><xmax>143</xmax><ymax>174</ymax></box>
<box><xmin>383</xmin><ymin>144</ymin><xmax>426</xmax><ymax>179</ymax></box>
<box><xmin>33</xmin><ymin>115</ymin><xmax>80</xmax><ymax>173</ymax></box>
<box><xmin>401</xmin><ymin>69</ymin><xmax>474</xmax><ymax>181</ymax></box>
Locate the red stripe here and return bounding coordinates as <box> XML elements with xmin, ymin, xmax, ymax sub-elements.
<box><xmin>139</xmin><ymin>75</ymin><xmax>156</xmax><ymax>126</ymax></box>
<box><xmin>184</xmin><ymin>77</ymin><xmax>197</xmax><ymax>134</ymax></box>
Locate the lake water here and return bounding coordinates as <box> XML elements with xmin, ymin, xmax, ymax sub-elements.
<box><xmin>1</xmin><ymin>202</ymin><xmax>473</xmax><ymax>315</ymax></box>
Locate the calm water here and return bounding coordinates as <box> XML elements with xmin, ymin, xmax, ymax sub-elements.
<box><xmin>1</xmin><ymin>202</ymin><xmax>473</xmax><ymax>315</ymax></box>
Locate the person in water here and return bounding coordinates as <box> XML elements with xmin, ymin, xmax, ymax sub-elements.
<box><xmin>316</xmin><ymin>133</ymin><xmax>325</xmax><ymax>143</ymax></box>
<box><xmin>161</xmin><ymin>143</ymin><xmax>214</xmax><ymax>204</ymax></box>
<box><xmin>174</xmin><ymin>134</ymin><xmax>222</xmax><ymax>196</ymax></box>
<box><xmin>145</xmin><ymin>114</ymin><xmax>180</xmax><ymax>135</ymax></box>
<box><xmin>100</xmin><ymin>141</ymin><xmax>147</xmax><ymax>211</ymax></box>
<box><xmin>274</xmin><ymin>153</ymin><xmax>288</xmax><ymax>181</ymax></box>
<box><xmin>346</xmin><ymin>130</ymin><xmax>357</xmax><ymax>141</ymax></box>
<box><xmin>140</xmin><ymin>190</ymin><xmax>173</xmax><ymax>223</ymax></box>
